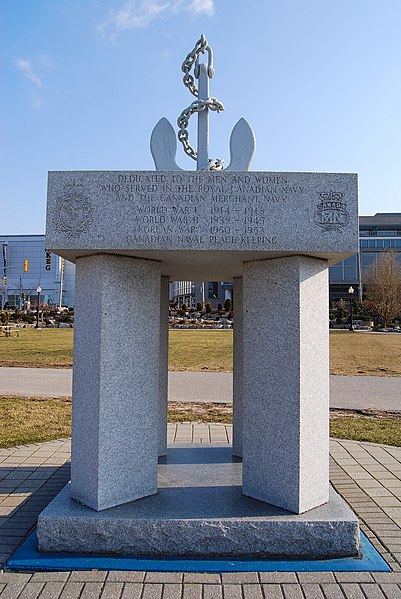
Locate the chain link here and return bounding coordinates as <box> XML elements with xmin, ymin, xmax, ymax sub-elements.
<box><xmin>181</xmin><ymin>34</ymin><xmax>214</xmax><ymax>97</ymax></box>
<box><xmin>177</xmin><ymin>35</ymin><xmax>224</xmax><ymax>170</ymax></box>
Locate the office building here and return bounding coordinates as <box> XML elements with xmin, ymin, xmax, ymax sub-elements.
<box><xmin>0</xmin><ymin>235</ymin><xmax>75</xmax><ymax>309</ymax></box>
<box><xmin>330</xmin><ymin>213</ymin><xmax>401</xmax><ymax>301</ymax></box>
<box><xmin>171</xmin><ymin>213</ymin><xmax>401</xmax><ymax>307</ymax></box>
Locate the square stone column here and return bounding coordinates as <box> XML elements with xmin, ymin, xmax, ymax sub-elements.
<box><xmin>71</xmin><ymin>254</ymin><xmax>161</xmax><ymax>511</ymax></box>
<box><xmin>242</xmin><ymin>256</ymin><xmax>329</xmax><ymax>514</ymax></box>
<box><xmin>158</xmin><ymin>276</ymin><xmax>169</xmax><ymax>457</ymax></box>
<box><xmin>232</xmin><ymin>277</ymin><xmax>243</xmax><ymax>458</ymax></box>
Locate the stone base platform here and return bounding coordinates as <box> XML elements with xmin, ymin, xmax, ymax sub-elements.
<box><xmin>37</xmin><ymin>445</ymin><xmax>360</xmax><ymax>560</ymax></box>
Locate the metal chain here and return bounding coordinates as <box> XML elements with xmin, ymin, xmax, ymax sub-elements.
<box><xmin>181</xmin><ymin>34</ymin><xmax>214</xmax><ymax>98</ymax></box>
<box><xmin>177</xmin><ymin>35</ymin><xmax>224</xmax><ymax>170</ymax></box>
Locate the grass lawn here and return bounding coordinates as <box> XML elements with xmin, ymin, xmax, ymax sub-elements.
<box><xmin>0</xmin><ymin>328</ymin><xmax>74</xmax><ymax>368</ymax></box>
<box><xmin>0</xmin><ymin>396</ymin><xmax>72</xmax><ymax>448</ymax></box>
<box><xmin>1</xmin><ymin>330</ymin><xmax>399</xmax><ymax>450</ymax></box>
<box><xmin>0</xmin><ymin>396</ymin><xmax>400</xmax><ymax>448</ymax></box>
<box><xmin>330</xmin><ymin>411</ymin><xmax>401</xmax><ymax>446</ymax></box>
<box><xmin>329</xmin><ymin>330</ymin><xmax>401</xmax><ymax>377</ymax></box>
<box><xmin>168</xmin><ymin>330</ymin><xmax>233</xmax><ymax>371</ymax></box>
<box><xmin>1</xmin><ymin>328</ymin><xmax>401</xmax><ymax>376</ymax></box>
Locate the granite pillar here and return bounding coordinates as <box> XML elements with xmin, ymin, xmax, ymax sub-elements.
<box><xmin>71</xmin><ymin>254</ymin><xmax>161</xmax><ymax>511</ymax></box>
<box><xmin>159</xmin><ymin>276</ymin><xmax>169</xmax><ymax>457</ymax></box>
<box><xmin>242</xmin><ymin>256</ymin><xmax>329</xmax><ymax>514</ymax></box>
<box><xmin>232</xmin><ymin>277</ymin><xmax>243</xmax><ymax>457</ymax></box>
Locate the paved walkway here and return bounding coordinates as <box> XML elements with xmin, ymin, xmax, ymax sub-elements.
<box><xmin>0</xmin><ymin>367</ymin><xmax>400</xmax><ymax>411</ymax></box>
<box><xmin>0</xmin><ymin>427</ymin><xmax>401</xmax><ymax>596</ymax></box>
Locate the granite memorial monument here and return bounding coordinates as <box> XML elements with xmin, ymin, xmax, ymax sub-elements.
<box><xmin>38</xmin><ymin>35</ymin><xmax>360</xmax><ymax>559</ymax></box>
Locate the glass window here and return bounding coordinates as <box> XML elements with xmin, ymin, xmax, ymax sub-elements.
<box><xmin>344</xmin><ymin>255</ymin><xmax>357</xmax><ymax>268</ymax></box>
<box><xmin>361</xmin><ymin>253</ymin><xmax>377</xmax><ymax>269</ymax></box>
<box><xmin>344</xmin><ymin>266</ymin><xmax>358</xmax><ymax>281</ymax></box>
<box><xmin>208</xmin><ymin>282</ymin><xmax>219</xmax><ymax>299</ymax></box>
<box><xmin>329</xmin><ymin>267</ymin><xmax>343</xmax><ymax>282</ymax></box>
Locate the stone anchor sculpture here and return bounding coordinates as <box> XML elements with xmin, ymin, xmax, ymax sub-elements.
<box><xmin>150</xmin><ymin>34</ymin><xmax>256</xmax><ymax>173</ymax></box>
<box><xmin>39</xmin><ymin>34</ymin><xmax>360</xmax><ymax>560</ymax></box>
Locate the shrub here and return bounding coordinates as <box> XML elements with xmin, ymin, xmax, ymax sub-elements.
<box><xmin>196</xmin><ymin>302</ymin><xmax>203</xmax><ymax>311</ymax></box>
<box><xmin>224</xmin><ymin>298</ymin><xmax>232</xmax><ymax>312</ymax></box>
<box><xmin>336</xmin><ymin>307</ymin><xmax>345</xmax><ymax>324</ymax></box>
<box><xmin>181</xmin><ymin>303</ymin><xmax>188</xmax><ymax>312</ymax></box>
<box><xmin>205</xmin><ymin>303</ymin><xmax>212</xmax><ymax>314</ymax></box>
<box><xmin>22</xmin><ymin>314</ymin><xmax>34</xmax><ymax>324</ymax></box>
<box><xmin>217</xmin><ymin>303</ymin><xmax>223</xmax><ymax>311</ymax></box>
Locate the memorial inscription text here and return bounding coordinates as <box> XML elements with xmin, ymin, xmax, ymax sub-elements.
<box><xmin>97</xmin><ymin>173</ymin><xmax>307</xmax><ymax>247</ymax></box>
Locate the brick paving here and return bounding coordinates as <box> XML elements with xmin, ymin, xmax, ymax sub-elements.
<box><xmin>0</xmin><ymin>423</ymin><xmax>400</xmax><ymax>597</ymax></box>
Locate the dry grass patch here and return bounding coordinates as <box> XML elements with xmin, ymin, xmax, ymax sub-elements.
<box><xmin>0</xmin><ymin>328</ymin><xmax>73</xmax><ymax>368</ymax></box>
<box><xmin>168</xmin><ymin>401</ymin><xmax>232</xmax><ymax>423</ymax></box>
<box><xmin>1</xmin><ymin>397</ymin><xmax>399</xmax><ymax>449</ymax></box>
<box><xmin>0</xmin><ymin>396</ymin><xmax>72</xmax><ymax>448</ymax></box>
<box><xmin>168</xmin><ymin>329</ymin><xmax>233</xmax><ymax>371</ymax></box>
<box><xmin>330</xmin><ymin>330</ymin><xmax>401</xmax><ymax>377</ymax></box>
<box><xmin>1</xmin><ymin>328</ymin><xmax>401</xmax><ymax>378</ymax></box>
<box><xmin>330</xmin><ymin>409</ymin><xmax>401</xmax><ymax>446</ymax></box>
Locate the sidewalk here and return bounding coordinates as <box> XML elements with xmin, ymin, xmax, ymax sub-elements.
<box><xmin>0</xmin><ymin>425</ymin><xmax>401</xmax><ymax>597</ymax></box>
<box><xmin>0</xmin><ymin>367</ymin><xmax>400</xmax><ymax>411</ymax></box>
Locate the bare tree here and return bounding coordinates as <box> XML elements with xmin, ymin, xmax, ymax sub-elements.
<box><xmin>364</xmin><ymin>250</ymin><xmax>401</xmax><ymax>328</ymax></box>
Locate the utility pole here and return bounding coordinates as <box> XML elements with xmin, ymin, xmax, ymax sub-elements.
<box><xmin>59</xmin><ymin>257</ymin><xmax>64</xmax><ymax>309</ymax></box>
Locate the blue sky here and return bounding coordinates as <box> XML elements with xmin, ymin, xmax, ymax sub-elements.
<box><xmin>2</xmin><ymin>0</ymin><xmax>401</xmax><ymax>234</ymax></box>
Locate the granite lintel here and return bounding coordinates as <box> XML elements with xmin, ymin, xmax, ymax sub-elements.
<box><xmin>45</xmin><ymin>170</ymin><xmax>358</xmax><ymax>279</ymax></box>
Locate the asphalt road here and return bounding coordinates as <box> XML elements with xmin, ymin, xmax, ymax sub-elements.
<box><xmin>0</xmin><ymin>367</ymin><xmax>400</xmax><ymax>411</ymax></box>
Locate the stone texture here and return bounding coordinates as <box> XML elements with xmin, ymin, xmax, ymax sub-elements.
<box><xmin>41</xmin><ymin>167</ymin><xmax>360</xmax><ymax>556</ymax></box>
<box><xmin>158</xmin><ymin>276</ymin><xmax>169</xmax><ymax>457</ymax></box>
<box><xmin>45</xmin><ymin>170</ymin><xmax>358</xmax><ymax>279</ymax></box>
<box><xmin>70</xmin><ymin>254</ymin><xmax>161</xmax><ymax>511</ymax></box>
<box><xmin>242</xmin><ymin>256</ymin><xmax>329</xmax><ymax>513</ymax></box>
<box><xmin>37</xmin><ymin>445</ymin><xmax>359</xmax><ymax>559</ymax></box>
<box><xmin>232</xmin><ymin>276</ymin><xmax>243</xmax><ymax>457</ymax></box>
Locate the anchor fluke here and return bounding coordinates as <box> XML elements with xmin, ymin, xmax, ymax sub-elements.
<box><xmin>150</xmin><ymin>117</ymin><xmax>182</xmax><ymax>171</ymax></box>
<box><xmin>225</xmin><ymin>118</ymin><xmax>256</xmax><ymax>172</ymax></box>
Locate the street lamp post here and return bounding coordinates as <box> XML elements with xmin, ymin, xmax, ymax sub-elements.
<box><xmin>348</xmin><ymin>286</ymin><xmax>354</xmax><ymax>331</ymax></box>
<box><xmin>35</xmin><ymin>286</ymin><xmax>41</xmax><ymax>329</ymax></box>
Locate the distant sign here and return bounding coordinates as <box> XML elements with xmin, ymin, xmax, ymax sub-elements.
<box><xmin>45</xmin><ymin>251</ymin><xmax>52</xmax><ymax>271</ymax></box>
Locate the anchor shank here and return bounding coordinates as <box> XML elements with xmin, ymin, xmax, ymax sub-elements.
<box><xmin>197</xmin><ymin>62</ymin><xmax>209</xmax><ymax>170</ymax></box>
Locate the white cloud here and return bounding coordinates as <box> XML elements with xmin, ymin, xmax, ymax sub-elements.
<box><xmin>14</xmin><ymin>55</ymin><xmax>52</xmax><ymax>109</ymax></box>
<box><xmin>15</xmin><ymin>58</ymin><xmax>42</xmax><ymax>87</ymax></box>
<box><xmin>189</xmin><ymin>0</ymin><xmax>214</xmax><ymax>15</ymax></box>
<box><xmin>115</xmin><ymin>0</ymin><xmax>169</xmax><ymax>29</ymax></box>
<box><xmin>97</xmin><ymin>0</ymin><xmax>215</xmax><ymax>37</ymax></box>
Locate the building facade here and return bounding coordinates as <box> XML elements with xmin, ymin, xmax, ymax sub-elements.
<box><xmin>329</xmin><ymin>213</ymin><xmax>401</xmax><ymax>301</ymax></box>
<box><xmin>2</xmin><ymin>213</ymin><xmax>401</xmax><ymax>310</ymax></box>
<box><xmin>0</xmin><ymin>235</ymin><xmax>75</xmax><ymax>309</ymax></box>
<box><xmin>171</xmin><ymin>213</ymin><xmax>401</xmax><ymax>307</ymax></box>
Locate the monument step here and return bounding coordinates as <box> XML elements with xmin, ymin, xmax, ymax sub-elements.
<box><xmin>37</xmin><ymin>445</ymin><xmax>359</xmax><ymax>560</ymax></box>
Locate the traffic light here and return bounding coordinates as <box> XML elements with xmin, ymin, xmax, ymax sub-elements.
<box><xmin>2</xmin><ymin>277</ymin><xmax>6</xmax><ymax>286</ymax></box>
<box><xmin>24</xmin><ymin>259</ymin><xmax>29</xmax><ymax>272</ymax></box>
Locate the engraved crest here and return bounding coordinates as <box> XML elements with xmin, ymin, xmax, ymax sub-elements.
<box><xmin>53</xmin><ymin>182</ymin><xmax>93</xmax><ymax>237</ymax></box>
<box><xmin>314</xmin><ymin>192</ymin><xmax>350</xmax><ymax>232</ymax></box>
